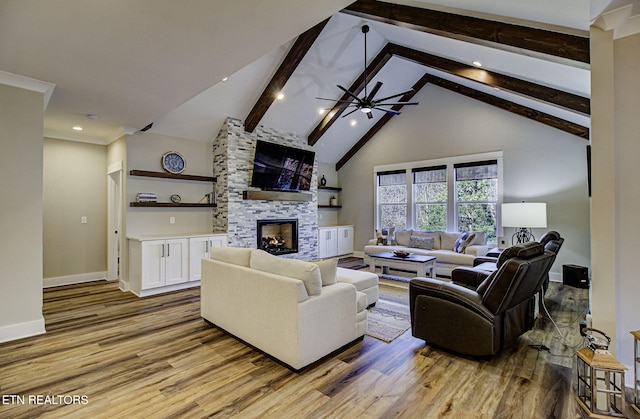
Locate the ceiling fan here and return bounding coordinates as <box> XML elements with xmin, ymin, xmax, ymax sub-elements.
<box><xmin>317</xmin><ymin>24</ymin><xmax>419</xmax><ymax>120</ymax></box>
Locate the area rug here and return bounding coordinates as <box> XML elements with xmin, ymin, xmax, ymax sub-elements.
<box><xmin>366</xmin><ymin>278</ymin><xmax>411</xmax><ymax>342</ymax></box>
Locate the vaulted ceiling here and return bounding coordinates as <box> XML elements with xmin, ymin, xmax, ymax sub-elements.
<box><xmin>2</xmin><ymin>1</ymin><xmax>640</xmax><ymax>168</ymax></box>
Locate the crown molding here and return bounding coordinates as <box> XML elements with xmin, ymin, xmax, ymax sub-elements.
<box><xmin>0</xmin><ymin>71</ymin><xmax>55</xmax><ymax>110</ymax></box>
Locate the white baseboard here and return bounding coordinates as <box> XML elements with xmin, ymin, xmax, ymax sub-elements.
<box><xmin>43</xmin><ymin>271</ymin><xmax>108</xmax><ymax>288</ymax></box>
<box><xmin>353</xmin><ymin>250</ymin><xmax>365</xmax><ymax>258</ymax></box>
<box><xmin>0</xmin><ymin>318</ymin><xmax>46</xmax><ymax>343</ymax></box>
<box><xmin>549</xmin><ymin>271</ymin><xmax>562</xmax><ymax>282</ymax></box>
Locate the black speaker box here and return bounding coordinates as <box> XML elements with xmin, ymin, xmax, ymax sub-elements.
<box><xmin>563</xmin><ymin>264</ymin><xmax>589</xmax><ymax>288</ymax></box>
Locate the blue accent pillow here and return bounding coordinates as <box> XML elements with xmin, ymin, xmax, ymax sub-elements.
<box><xmin>454</xmin><ymin>232</ymin><xmax>476</xmax><ymax>253</ymax></box>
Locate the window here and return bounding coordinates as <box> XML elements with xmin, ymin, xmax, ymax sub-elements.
<box><xmin>454</xmin><ymin>160</ymin><xmax>498</xmax><ymax>241</ymax></box>
<box><xmin>413</xmin><ymin>166</ymin><xmax>447</xmax><ymax>231</ymax></box>
<box><xmin>377</xmin><ymin>170</ymin><xmax>407</xmax><ymax>230</ymax></box>
<box><xmin>375</xmin><ymin>155</ymin><xmax>501</xmax><ymax>242</ymax></box>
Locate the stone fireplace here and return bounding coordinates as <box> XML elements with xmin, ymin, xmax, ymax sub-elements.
<box><xmin>257</xmin><ymin>219</ymin><xmax>298</xmax><ymax>255</ymax></box>
<box><xmin>212</xmin><ymin>118</ymin><xmax>318</xmax><ymax>259</ymax></box>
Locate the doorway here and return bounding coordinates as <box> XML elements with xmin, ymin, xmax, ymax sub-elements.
<box><xmin>107</xmin><ymin>162</ymin><xmax>123</xmax><ymax>281</ymax></box>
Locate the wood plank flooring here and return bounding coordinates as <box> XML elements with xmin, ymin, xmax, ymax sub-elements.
<box><xmin>0</xmin><ymin>274</ymin><xmax>633</xmax><ymax>418</ymax></box>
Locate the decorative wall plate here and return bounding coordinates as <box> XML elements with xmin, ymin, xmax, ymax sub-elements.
<box><xmin>162</xmin><ymin>151</ymin><xmax>185</xmax><ymax>174</ymax></box>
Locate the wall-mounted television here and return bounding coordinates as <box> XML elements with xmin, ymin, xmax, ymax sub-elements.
<box><xmin>250</xmin><ymin>140</ymin><xmax>315</xmax><ymax>192</ymax></box>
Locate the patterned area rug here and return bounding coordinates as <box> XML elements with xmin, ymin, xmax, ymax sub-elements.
<box><xmin>366</xmin><ymin>281</ymin><xmax>411</xmax><ymax>342</ymax></box>
<box><xmin>338</xmin><ymin>257</ymin><xmax>412</xmax><ymax>342</ymax></box>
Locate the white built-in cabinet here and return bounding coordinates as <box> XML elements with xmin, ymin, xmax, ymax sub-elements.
<box><xmin>189</xmin><ymin>235</ymin><xmax>228</xmax><ymax>281</ymax></box>
<box><xmin>318</xmin><ymin>225</ymin><xmax>354</xmax><ymax>259</ymax></box>
<box><xmin>128</xmin><ymin>233</ymin><xmax>227</xmax><ymax>296</ymax></box>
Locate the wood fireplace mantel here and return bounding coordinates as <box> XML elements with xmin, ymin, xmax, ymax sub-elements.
<box><xmin>243</xmin><ymin>190</ymin><xmax>312</xmax><ymax>202</ymax></box>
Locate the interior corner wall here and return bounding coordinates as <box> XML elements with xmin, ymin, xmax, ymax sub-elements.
<box><xmin>336</xmin><ymin>83</ymin><xmax>591</xmax><ymax>280</ymax></box>
<box><xmin>43</xmin><ymin>138</ymin><xmax>108</xmax><ymax>286</ymax></box>
<box><xmin>0</xmin><ymin>83</ymin><xmax>46</xmax><ymax>342</ymax></box>
<box><xmin>590</xmin><ymin>28</ymin><xmax>640</xmax><ymax>384</ymax></box>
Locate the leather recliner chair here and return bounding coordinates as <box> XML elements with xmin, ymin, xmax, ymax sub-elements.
<box><xmin>409</xmin><ymin>242</ymin><xmax>555</xmax><ymax>356</ymax></box>
<box><xmin>451</xmin><ymin>231</ymin><xmax>564</xmax><ymax>290</ymax></box>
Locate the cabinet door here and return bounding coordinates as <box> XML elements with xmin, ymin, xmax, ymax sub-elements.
<box><xmin>141</xmin><ymin>240</ymin><xmax>166</xmax><ymax>289</ymax></box>
<box><xmin>337</xmin><ymin>226</ymin><xmax>354</xmax><ymax>255</ymax></box>
<box><xmin>189</xmin><ymin>237</ymin><xmax>210</xmax><ymax>281</ymax></box>
<box><xmin>165</xmin><ymin>238</ymin><xmax>188</xmax><ymax>285</ymax></box>
<box><xmin>318</xmin><ymin>228</ymin><xmax>338</xmax><ymax>258</ymax></box>
<box><xmin>209</xmin><ymin>235</ymin><xmax>228</xmax><ymax>248</ymax></box>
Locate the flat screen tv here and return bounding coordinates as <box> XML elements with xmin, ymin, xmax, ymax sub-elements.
<box><xmin>250</xmin><ymin>140</ymin><xmax>315</xmax><ymax>192</ymax></box>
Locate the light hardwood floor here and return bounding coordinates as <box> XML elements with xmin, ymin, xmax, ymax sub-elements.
<box><xmin>0</xmin><ymin>275</ymin><xmax>633</xmax><ymax>418</ymax></box>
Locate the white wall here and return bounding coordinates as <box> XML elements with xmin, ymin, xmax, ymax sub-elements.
<box><xmin>125</xmin><ymin>132</ymin><xmax>214</xmax><ymax>237</ymax></box>
<box><xmin>0</xmin><ymin>83</ymin><xmax>46</xmax><ymax>342</ymax></box>
<box><xmin>43</xmin><ymin>138</ymin><xmax>108</xmax><ymax>285</ymax></box>
<box><xmin>337</xmin><ymin>83</ymin><xmax>591</xmax><ymax>279</ymax></box>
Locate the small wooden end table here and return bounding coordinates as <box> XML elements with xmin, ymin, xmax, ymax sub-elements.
<box><xmin>369</xmin><ymin>252</ymin><xmax>436</xmax><ymax>279</ymax></box>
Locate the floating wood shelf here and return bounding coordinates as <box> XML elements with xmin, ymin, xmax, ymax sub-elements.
<box><xmin>318</xmin><ymin>205</ymin><xmax>342</xmax><ymax>209</ymax></box>
<box><xmin>130</xmin><ymin>202</ymin><xmax>216</xmax><ymax>208</ymax></box>
<box><xmin>130</xmin><ymin>170</ymin><xmax>216</xmax><ymax>182</ymax></box>
<box><xmin>318</xmin><ymin>185</ymin><xmax>342</xmax><ymax>192</ymax></box>
<box><xmin>243</xmin><ymin>190</ymin><xmax>312</xmax><ymax>202</ymax></box>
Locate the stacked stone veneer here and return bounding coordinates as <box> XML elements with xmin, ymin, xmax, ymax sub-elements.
<box><xmin>213</xmin><ymin>117</ymin><xmax>318</xmax><ymax>259</ymax></box>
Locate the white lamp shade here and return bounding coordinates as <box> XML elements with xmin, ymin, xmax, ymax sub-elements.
<box><xmin>502</xmin><ymin>203</ymin><xmax>547</xmax><ymax>228</ymax></box>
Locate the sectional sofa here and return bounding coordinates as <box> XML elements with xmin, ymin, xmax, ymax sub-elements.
<box><xmin>201</xmin><ymin>247</ymin><xmax>378</xmax><ymax>370</ymax></box>
<box><xmin>364</xmin><ymin>229</ymin><xmax>489</xmax><ymax>277</ymax></box>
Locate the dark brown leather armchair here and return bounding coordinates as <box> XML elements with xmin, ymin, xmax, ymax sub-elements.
<box><xmin>452</xmin><ymin>231</ymin><xmax>563</xmax><ymax>290</ymax></box>
<box><xmin>409</xmin><ymin>242</ymin><xmax>555</xmax><ymax>356</ymax></box>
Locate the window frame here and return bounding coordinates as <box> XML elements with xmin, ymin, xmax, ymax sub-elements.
<box><xmin>373</xmin><ymin>152</ymin><xmax>503</xmax><ymax>243</ymax></box>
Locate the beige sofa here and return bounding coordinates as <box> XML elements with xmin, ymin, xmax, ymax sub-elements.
<box><xmin>364</xmin><ymin>230</ymin><xmax>489</xmax><ymax>277</ymax></box>
<box><xmin>201</xmin><ymin>247</ymin><xmax>377</xmax><ymax>370</ymax></box>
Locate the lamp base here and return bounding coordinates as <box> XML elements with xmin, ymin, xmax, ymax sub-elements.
<box><xmin>512</xmin><ymin>228</ymin><xmax>535</xmax><ymax>245</ymax></box>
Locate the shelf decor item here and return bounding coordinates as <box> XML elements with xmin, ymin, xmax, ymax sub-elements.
<box><xmin>161</xmin><ymin>151</ymin><xmax>186</xmax><ymax>174</ymax></box>
<box><xmin>320</xmin><ymin>175</ymin><xmax>327</xmax><ymax>186</ymax></box>
<box><xmin>170</xmin><ymin>194</ymin><xmax>181</xmax><ymax>203</ymax></box>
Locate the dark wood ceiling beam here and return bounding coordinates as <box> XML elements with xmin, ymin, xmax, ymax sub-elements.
<box><xmin>307</xmin><ymin>43</ymin><xmax>394</xmax><ymax>146</ymax></box>
<box><xmin>342</xmin><ymin>0</ymin><xmax>589</xmax><ymax>64</ymax></box>
<box><xmin>425</xmin><ymin>75</ymin><xmax>589</xmax><ymax>139</ymax></box>
<box><xmin>244</xmin><ymin>18</ymin><xmax>330</xmax><ymax>133</ymax></box>
<box><xmin>336</xmin><ymin>74</ymin><xmax>589</xmax><ymax>170</ymax></box>
<box><xmin>388</xmin><ymin>43</ymin><xmax>590</xmax><ymax>115</ymax></box>
<box><xmin>336</xmin><ymin>74</ymin><xmax>429</xmax><ymax>170</ymax></box>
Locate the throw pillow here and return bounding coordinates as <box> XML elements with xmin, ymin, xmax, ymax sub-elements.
<box><xmin>310</xmin><ymin>258</ymin><xmax>338</xmax><ymax>286</ymax></box>
<box><xmin>250</xmin><ymin>249</ymin><xmax>322</xmax><ymax>296</ymax></box>
<box><xmin>411</xmin><ymin>231</ymin><xmax>441</xmax><ymax>249</ymax></box>
<box><xmin>409</xmin><ymin>235</ymin><xmax>434</xmax><ymax>250</ymax></box>
<box><xmin>454</xmin><ymin>232</ymin><xmax>476</xmax><ymax>253</ymax></box>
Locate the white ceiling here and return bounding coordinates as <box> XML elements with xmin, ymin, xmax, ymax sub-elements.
<box><xmin>2</xmin><ymin>1</ymin><xmax>638</xmax><ymax>164</ymax></box>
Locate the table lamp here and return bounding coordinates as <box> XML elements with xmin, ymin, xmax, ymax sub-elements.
<box><xmin>502</xmin><ymin>202</ymin><xmax>547</xmax><ymax>244</ymax></box>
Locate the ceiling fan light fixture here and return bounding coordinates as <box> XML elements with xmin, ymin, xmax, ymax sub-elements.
<box><xmin>360</xmin><ymin>107</ymin><xmax>372</xmax><ymax>113</ymax></box>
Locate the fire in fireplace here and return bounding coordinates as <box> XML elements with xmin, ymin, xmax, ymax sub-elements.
<box><xmin>256</xmin><ymin>219</ymin><xmax>298</xmax><ymax>255</ymax></box>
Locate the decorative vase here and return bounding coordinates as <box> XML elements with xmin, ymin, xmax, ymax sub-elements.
<box><xmin>330</xmin><ymin>196</ymin><xmax>338</xmax><ymax>206</ymax></box>
<box><xmin>320</xmin><ymin>175</ymin><xmax>327</xmax><ymax>186</ymax></box>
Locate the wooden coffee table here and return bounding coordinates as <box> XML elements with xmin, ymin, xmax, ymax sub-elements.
<box><xmin>369</xmin><ymin>252</ymin><xmax>436</xmax><ymax>279</ymax></box>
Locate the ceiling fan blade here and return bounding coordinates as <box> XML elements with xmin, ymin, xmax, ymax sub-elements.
<box><xmin>375</xmin><ymin>101</ymin><xmax>419</xmax><ymax>106</ymax></box>
<box><xmin>315</xmin><ymin>97</ymin><xmax>354</xmax><ymax>103</ymax></box>
<box><xmin>366</xmin><ymin>81</ymin><xmax>383</xmax><ymax>101</ymax></box>
<box><xmin>375</xmin><ymin>107</ymin><xmax>401</xmax><ymax>115</ymax></box>
<box><xmin>337</xmin><ymin>85</ymin><xmax>363</xmax><ymax>103</ymax></box>
<box><xmin>341</xmin><ymin>107</ymin><xmax>360</xmax><ymax>118</ymax></box>
<box><xmin>374</xmin><ymin>89</ymin><xmax>415</xmax><ymax>103</ymax></box>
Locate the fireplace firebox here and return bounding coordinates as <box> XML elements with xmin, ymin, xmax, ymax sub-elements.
<box><xmin>257</xmin><ymin>219</ymin><xmax>298</xmax><ymax>255</ymax></box>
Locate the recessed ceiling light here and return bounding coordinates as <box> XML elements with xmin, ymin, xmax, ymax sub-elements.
<box><xmin>318</xmin><ymin>108</ymin><xmax>327</xmax><ymax>115</ymax></box>
<box><xmin>472</xmin><ymin>60</ymin><xmax>483</xmax><ymax>67</ymax></box>
<box><xmin>276</xmin><ymin>92</ymin><xmax>285</xmax><ymax>100</ymax></box>
<box><xmin>350</xmin><ymin>120</ymin><xmax>357</xmax><ymax>126</ymax></box>
<box><xmin>72</xmin><ymin>126</ymin><xmax>83</xmax><ymax>131</ymax></box>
